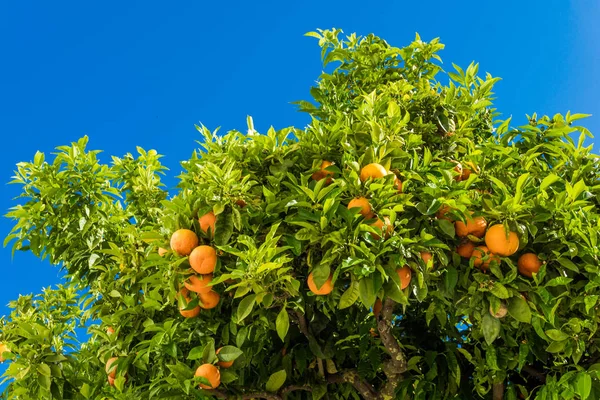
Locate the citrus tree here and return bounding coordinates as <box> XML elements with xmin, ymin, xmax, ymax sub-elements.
<box><xmin>2</xmin><ymin>29</ymin><xmax>600</xmax><ymax>400</ymax></box>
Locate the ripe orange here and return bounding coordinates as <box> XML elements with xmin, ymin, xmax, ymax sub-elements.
<box><xmin>420</xmin><ymin>251</ymin><xmax>434</xmax><ymax>269</ymax></box>
<box><xmin>471</xmin><ymin>246</ymin><xmax>499</xmax><ymax>271</ymax></box>
<box><xmin>461</xmin><ymin>161</ymin><xmax>478</xmax><ymax>181</ymax></box>
<box><xmin>180</xmin><ymin>303</ymin><xmax>201</xmax><ymax>318</ymax></box>
<box><xmin>189</xmin><ymin>246</ymin><xmax>217</xmax><ymax>274</ymax></box>
<box><xmin>0</xmin><ymin>343</ymin><xmax>10</xmax><ymax>363</ymax></box>
<box><xmin>373</xmin><ymin>298</ymin><xmax>382</xmax><ymax>317</ymax></box>
<box><xmin>311</xmin><ymin>160</ymin><xmax>335</xmax><ymax>183</ymax></box>
<box><xmin>456</xmin><ymin>241</ymin><xmax>476</xmax><ymax>258</ymax></box>
<box><xmin>348</xmin><ymin>197</ymin><xmax>373</xmax><ymax>218</ymax></box>
<box><xmin>370</xmin><ymin>216</ymin><xmax>393</xmax><ymax>240</ymax></box>
<box><xmin>485</xmin><ymin>224</ymin><xmax>519</xmax><ymax>256</ymax></box>
<box><xmin>170</xmin><ymin>229</ymin><xmax>199</xmax><ymax>256</ymax></box>
<box><xmin>195</xmin><ymin>363</ymin><xmax>221</xmax><ymax>389</ymax></box>
<box><xmin>360</xmin><ymin>163</ymin><xmax>388</xmax><ymax>182</ymax></box>
<box><xmin>158</xmin><ymin>247</ymin><xmax>169</xmax><ymax>257</ymax></box>
<box><xmin>393</xmin><ymin>175</ymin><xmax>403</xmax><ymax>193</ymax></box>
<box><xmin>307</xmin><ymin>272</ymin><xmax>333</xmax><ymax>295</ymax></box>
<box><xmin>105</xmin><ymin>357</ymin><xmax>119</xmax><ymax>379</ymax></box>
<box><xmin>106</xmin><ymin>326</ymin><xmax>115</xmax><ymax>335</ymax></box>
<box><xmin>518</xmin><ymin>253</ymin><xmax>542</xmax><ymax>278</ymax></box>
<box><xmin>436</xmin><ymin>205</ymin><xmax>453</xmax><ymax>221</ymax></box>
<box><xmin>455</xmin><ymin>214</ymin><xmax>487</xmax><ymax>238</ymax></box>
<box><xmin>199</xmin><ymin>211</ymin><xmax>217</xmax><ymax>236</ymax></box>
<box><xmin>453</xmin><ymin>162</ymin><xmax>463</xmax><ymax>181</ymax></box>
<box><xmin>396</xmin><ymin>266</ymin><xmax>412</xmax><ymax>290</ymax></box>
<box><xmin>199</xmin><ymin>291</ymin><xmax>220</xmax><ymax>309</ymax></box>
<box><xmin>216</xmin><ymin>347</ymin><xmax>234</xmax><ymax>368</ymax></box>
<box><xmin>184</xmin><ymin>274</ymin><xmax>213</xmax><ymax>294</ymax></box>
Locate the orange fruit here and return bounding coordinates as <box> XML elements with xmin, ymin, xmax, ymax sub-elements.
<box><xmin>360</xmin><ymin>163</ymin><xmax>388</xmax><ymax>182</ymax></box>
<box><xmin>216</xmin><ymin>347</ymin><xmax>234</xmax><ymax>368</ymax></box>
<box><xmin>396</xmin><ymin>266</ymin><xmax>412</xmax><ymax>290</ymax></box>
<box><xmin>311</xmin><ymin>160</ymin><xmax>335</xmax><ymax>182</ymax></box>
<box><xmin>453</xmin><ymin>162</ymin><xmax>463</xmax><ymax>181</ymax></box>
<box><xmin>455</xmin><ymin>214</ymin><xmax>487</xmax><ymax>238</ymax></box>
<box><xmin>461</xmin><ymin>161</ymin><xmax>478</xmax><ymax>181</ymax></box>
<box><xmin>0</xmin><ymin>343</ymin><xmax>10</xmax><ymax>363</ymax></box>
<box><xmin>307</xmin><ymin>272</ymin><xmax>333</xmax><ymax>295</ymax></box>
<box><xmin>199</xmin><ymin>291</ymin><xmax>220</xmax><ymax>309</ymax></box>
<box><xmin>199</xmin><ymin>211</ymin><xmax>217</xmax><ymax>236</ymax></box>
<box><xmin>195</xmin><ymin>363</ymin><xmax>221</xmax><ymax>389</ymax></box>
<box><xmin>456</xmin><ymin>241</ymin><xmax>476</xmax><ymax>258</ymax></box>
<box><xmin>348</xmin><ymin>197</ymin><xmax>373</xmax><ymax>218</ymax></box>
<box><xmin>420</xmin><ymin>251</ymin><xmax>433</xmax><ymax>268</ymax></box>
<box><xmin>170</xmin><ymin>229</ymin><xmax>199</xmax><ymax>256</ymax></box>
<box><xmin>393</xmin><ymin>175</ymin><xmax>403</xmax><ymax>193</ymax></box>
<box><xmin>180</xmin><ymin>303</ymin><xmax>201</xmax><ymax>318</ymax></box>
<box><xmin>485</xmin><ymin>224</ymin><xmax>520</xmax><ymax>256</ymax></box>
<box><xmin>189</xmin><ymin>246</ymin><xmax>217</xmax><ymax>274</ymax></box>
<box><xmin>489</xmin><ymin>302</ymin><xmax>508</xmax><ymax>319</ymax></box>
<box><xmin>518</xmin><ymin>253</ymin><xmax>542</xmax><ymax>278</ymax></box>
<box><xmin>106</xmin><ymin>326</ymin><xmax>115</xmax><ymax>335</ymax></box>
<box><xmin>108</xmin><ymin>376</ymin><xmax>115</xmax><ymax>386</ymax></box>
<box><xmin>105</xmin><ymin>357</ymin><xmax>119</xmax><ymax>379</ymax></box>
<box><xmin>436</xmin><ymin>205</ymin><xmax>453</xmax><ymax>221</ymax></box>
<box><xmin>471</xmin><ymin>246</ymin><xmax>500</xmax><ymax>271</ymax></box>
<box><xmin>373</xmin><ymin>298</ymin><xmax>382</xmax><ymax>317</ymax></box>
<box><xmin>158</xmin><ymin>247</ymin><xmax>169</xmax><ymax>257</ymax></box>
<box><xmin>370</xmin><ymin>216</ymin><xmax>393</xmax><ymax>240</ymax></box>
<box><xmin>185</xmin><ymin>274</ymin><xmax>213</xmax><ymax>294</ymax></box>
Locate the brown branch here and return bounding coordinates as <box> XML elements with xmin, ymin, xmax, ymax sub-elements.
<box><xmin>239</xmin><ymin>393</ymin><xmax>281</xmax><ymax>400</ymax></box>
<box><xmin>521</xmin><ymin>365</ymin><xmax>546</xmax><ymax>383</ymax></box>
<box><xmin>492</xmin><ymin>382</ymin><xmax>504</xmax><ymax>400</ymax></box>
<box><xmin>280</xmin><ymin>385</ymin><xmax>312</xmax><ymax>398</ymax></box>
<box><xmin>376</xmin><ymin>298</ymin><xmax>408</xmax><ymax>400</ymax></box>
<box><xmin>294</xmin><ymin>309</ymin><xmax>310</xmax><ymax>338</ymax></box>
<box><xmin>327</xmin><ymin>370</ymin><xmax>377</xmax><ymax>400</ymax></box>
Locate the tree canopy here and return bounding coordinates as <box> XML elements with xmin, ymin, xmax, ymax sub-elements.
<box><xmin>1</xmin><ymin>28</ymin><xmax>599</xmax><ymax>400</ymax></box>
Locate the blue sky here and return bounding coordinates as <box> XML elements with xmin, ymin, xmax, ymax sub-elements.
<box><xmin>0</xmin><ymin>0</ymin><xmax>598</xmax><ymax>365</ymax></box>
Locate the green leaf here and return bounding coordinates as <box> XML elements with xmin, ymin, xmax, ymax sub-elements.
<box><xmin>540</xmin><ymin>174</ymin><xmax>560</xmax><ymax>191</ymax></box>
<box><xmin>574</xmin><ymin>373</ymin><xmax>592</xmax><ymax>399</ymax></box>
<box><xmin>437</xmin><ymin>219</ymin><xmax>455</xmax><ymax>238</ymax></box>
<box><xmin>545</xmin><ymin>277</ymin><xmax>573</xmax><ymax>287</ymax></box>
<box><xmin>237</xmin><ymin>294</ymin><xmax>257</xmax><ymax>322</ymax></box>
<box><xmin>359</xmin><ymin>276</ymin><xmax>376</xmax><ymax>308</ymax></box>
<box><xmin>36</xmin><ymin>363</ymin><xmax>51</xmax><ymax>377</ymax></box>
<box><xmin>188</xmin><ymin>346</ymin><xmax>204</xmax><ymax>360</ymax></box>
<box><xmin>276</xmin><ymin>308</ymin><xmax>290</xmax><ymax>342</ymax></box>
<box><xmin>490</xmin><ymin>282</ymin><xmax>510</xmax><ymax>299</ymax></box>
<box><xmin>216</xmin><ymin>346</ymin><xmax>243</xmax><ymax>362</ymax></box>
<box><xmin>339</xmin><ymin>280</ymin><xmax>360</xmax><ymax>309</ymax></box>
<box><xmin>202</xmin><ymin>340</ymin><xmax>216</xmax><ymax>364</ymax></box>
<box><xmin>444</xmin><ymin>266</ymin><xmax>458</xmax><ymax>293</ymax></box>
<box><xmin>546</xmin><ymin>340</ymin><xmax>566</xmax><ymax>353</ymax></box>
<box><xmin>545</xmin><ymin>329</ymin><xmax>569</xmax><ymax>341</ymax></box>
<box><xmin>80</xmin><ymin>383</ymin><xmax>91</xmax><ymax>399</ymax></box>
<box><xmin>312</xmin><ymin>384</ymin><xmax>327</xmax><ymax>400</ymax></box>
<box><xmin>214</xmin><ymin>211</ymin><xmax>234</xmax><ymax>246</ymax></box>
<box><xmin>265</xmin><ymin>370</ymin><xmax>287</xmax><ymax>392</ymax></box>
<box><xmin>482</xmin><ymin>313</ymin><xmax>501</xmax><ymax>345</ymax></box>
<box><xmin>508</xmin><ymin>297</ymin><xmax>531</xmax><ymax>323</ymax></box>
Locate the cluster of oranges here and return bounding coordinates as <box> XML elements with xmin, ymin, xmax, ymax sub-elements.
<box><xmin>166</xmin><ymin>211</ymin><xmax>221</xmax><ymax>317</ymax></box>
<box><xmin>307</xmin><ymin>161</ymin><xmax>411</xmax><ymax>295</ymax></box>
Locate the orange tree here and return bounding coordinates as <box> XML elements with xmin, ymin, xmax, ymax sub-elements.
<box><xmin>1</xmin><ymin>29</ymin><xmax>599</xmax><ymax>400</ymax></box>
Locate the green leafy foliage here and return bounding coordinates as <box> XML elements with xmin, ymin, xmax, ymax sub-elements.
<box><xmin>1</xmin><ymin>28</ymin><xmax>600</xmax><ymax>400</ymax></box>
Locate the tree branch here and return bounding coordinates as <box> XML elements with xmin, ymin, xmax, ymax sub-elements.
<box><xmin>280</xmin><ymin>385</ymin><xmax>312</xmax><ymax>398</ymax></box>
<box><xmin>211</xmin><ymin>383</ymin><xmax>312</xmax><ymax>400</ymax></box>
<box><xmin>293</xmin><ymin>309</ymin><xmax>310</xmax><ymax>338</ymax></box>
<box><xmin>327</xmin><ymin>370</ymin><xmax>378</xmax><ymax>400</ymax></box>
<box><xmin>492</xmin><ymin>382</ymin><xmax>504</xmax><ymax>400</ymax></box>
<box><xmin>522</xmin><ymin>365</ymin><xmax>546</xmax><ymax>383</ymax></box>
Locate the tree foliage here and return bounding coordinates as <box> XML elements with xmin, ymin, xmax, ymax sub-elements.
<box><xmin>2</xmin><ymin>28</ymin><xmax>600</xmax><ymax>400</ymax></box>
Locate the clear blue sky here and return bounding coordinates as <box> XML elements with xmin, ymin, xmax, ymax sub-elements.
<box><xmin>0</xmin><ymin>0</ymin><xmax>598</xmax><ymax>359</ymax></box>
